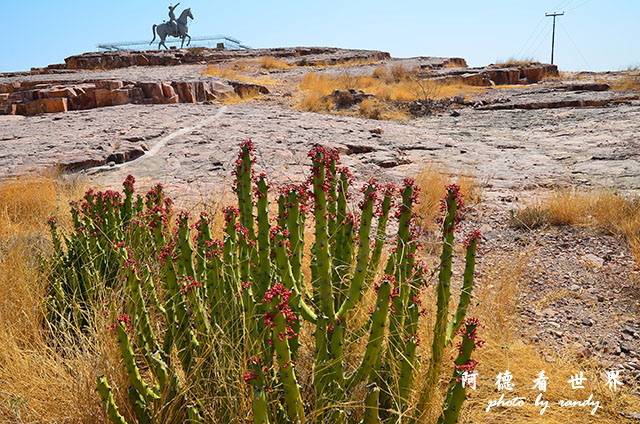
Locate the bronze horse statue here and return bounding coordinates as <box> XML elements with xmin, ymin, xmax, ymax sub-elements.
<box><xmin>150</xmin><ymin>8</ymin><xmax>194</xmax><ymax>49</ymax></box>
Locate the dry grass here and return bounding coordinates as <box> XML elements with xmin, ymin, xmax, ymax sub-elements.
<box><xmin>610</xmin><ymin>67</ymin><xmax>640</xmax><ymax>91</ymax></box>
<box><xmin>0</xmin><ymin>174</ymin><xmax>132</xmax><ymax>423</ymax></box>
<box><xmin>513</xmin><ymin>189</ymin><xmax>640</xmax><ymax>266</ymax></box>
<box><xmin>202</xmin><ymin>65</ymin><xmax>277</xmax><ymax>86</ymax></box>
<box><xmin>495</xmin><ymin>57</ymin><xmax>540</xmax><ymax>68</ymax></box>
<box><xmin>297</xmin><ymin>71</ymin><xmax>485</xmax><ymax>119</ymax></box>
<box><xmin>358</xmin><ymin>97</ymin><xmax>409</xmax><ymax>120</ymax></box>
<box><xmin>413</xmin><ymin>163</ymin><xmax>482</xmax><ymax>231</ymax></box>
<box><xmin>259</xmin><ymin>56</ymin><xmax>292</xmax><ymax>70</ymax></box>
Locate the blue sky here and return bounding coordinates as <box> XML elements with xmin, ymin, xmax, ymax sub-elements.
<box><xmin>3</xmin><ymin>0</ymin><xmax>638</xmax><ymax>72</ymax></box>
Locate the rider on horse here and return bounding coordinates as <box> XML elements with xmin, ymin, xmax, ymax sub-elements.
<box><xmin>168</xmin><ymin>3</ymin><xmax>180</xmax><ymax>34</ymax></box>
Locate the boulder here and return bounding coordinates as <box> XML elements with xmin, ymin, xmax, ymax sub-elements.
<box><xmin>111</xmin><ymin>89</ymin><xmax>132</xmax><ymax>106</ymax></box>
<box><xmin>24</xmin><ymin>97</ymin><xmax>68</xmax><ymax>115</ymax></box>
<box><xmin>139</xmin><ymin>82</ymin><xmax>164</xmax><ymax>100</ymax></box>
<box><xmin>69</xmin><ymin>91</ymin><xmax>97</xmax><ymax>110</ymax></box>
<box><xmin>95</xmin><ymin>80</ymin><xmax>123</xmax><ymax>90</ymax></box>
<box><xmin>173</xmin><ymin>82</ymin><xmax>196</xmax><ymax>103</ymax></box>
<box><xmin>209</xmin><ymin>81</ymin><xmax>235</xmax><ymax>98</ymax></box>
<box><xmin>94</xmin><ymin>89</ymin><xmax>114</xmax><ymax>107</ymax></box>
<box><xmin>38</xmin><ymin>86</ymin><xmax>77</xmax><ymax>98</ymax></box>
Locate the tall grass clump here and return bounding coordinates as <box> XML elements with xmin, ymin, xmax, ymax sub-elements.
<box><xmin>512</xmin><ymin>189</ymin><xmax>640</xmax><ymax>266</ymax></box>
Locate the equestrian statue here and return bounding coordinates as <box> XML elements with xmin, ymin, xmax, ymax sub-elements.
<box><xmin>150</xmin><ymin>4</ymin><xmax>194</xmax><ymax>49</ymax></box>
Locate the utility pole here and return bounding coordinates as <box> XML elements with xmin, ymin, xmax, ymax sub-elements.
<box><xmin>545</xmin><ymin>12</ymin><xmax>564</xmax><ymax>65</ymax></box>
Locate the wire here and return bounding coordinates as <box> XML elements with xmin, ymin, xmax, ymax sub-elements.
<box><xmin>552</xmin><ymin>0</ymin><xmax>574</xmax><ymax>12</ymax></box>
<box><xmin>525</xmin><ymin>20</ymin><xmax>551</xmax><ymax>60</ymax></box>
<box><xmin>558</xmin><ymin>21</ymin><xmax>592</xmax><ymax>69</ymax></box>
<box><xmin>531</xmin><ymin>23</ymin><xmax>553</xmax><ymax>61</ymax></box>
<box><xmin>516</xmin><ymin>16</ymin><xmax>545</xmax><ymax>59</ymax></box>
<box><xmin>567</xmin><ymin>0</ymin><xmax>594</xmax><ymax>11</ymax></box>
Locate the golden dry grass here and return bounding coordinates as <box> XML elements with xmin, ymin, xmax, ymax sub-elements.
<box><xmin>258</xmin><ymin>56</ymin><xmax>292</xmax><ymax>70</ymax></box>
<box><xmin>202</xmin><ymin>65</ymin><xmax>277</xmax><ymax>86</ymax></box>
<box><xmin>413</xmin><ymin>163</ymin><xmax>482</xmax><ymax>231</ymax></box>
<box><xmin>297</xmin><ymin>71</ymin><xmax>486</xmax><ymax>119</ymax></box>
<box><xmin>0</xmin><ymin>174</ymin><xmax>133</xmax><ymax>423</ymax></box>
<box><xmin>610</xmin><ymin>68</ymin><xmax>640</xmax><ymax>91</ymax></box>
<box><xmin>495</xmin><ymin>57</ymin><xmax>540</xmax><ymax>67</ymax></box>
<box><xmin>513</xmin><ymin>189</ymin><xmax>640</xmax><ymax>266</ymax></box>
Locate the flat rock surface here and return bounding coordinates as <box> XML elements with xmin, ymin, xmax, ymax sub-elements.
<box><xmin>3</xmin><ymin>100</ymin><xmax>639</xmax><ymax>207</ymax></box>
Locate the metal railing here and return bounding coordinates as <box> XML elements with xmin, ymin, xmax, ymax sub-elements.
<box><xmin>97</xmin><ymin>35</ymin><xmax>250</xmax><ymax>51</ymax></box>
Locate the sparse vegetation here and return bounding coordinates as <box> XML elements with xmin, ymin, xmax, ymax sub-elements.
<box><xmin>414</xmin><ymin>163</ymin><xmax>481</xmax><ymax>231</ymax></box>
<box><xmin>495</xmin><ymin>57</ymin><xmax>540</xmax><ymax>68</ymax></box>
<box><xmin>202</xmin><ymin>65</ymin><xmax>276</xmax><ymax>86</ymax></box>
<box><xmin>512</xmin><ymin>189</ymin><xmax>640</xmax><ymax>265</ymax></box>
<box><xmin>610</xmin><ymin>67</ymin><xmax>640</xmax><ymax>91</ymax></box>
<box><xmin>258</xmin><ymin>56</ymin><xmax>292</xmax><ymax>70</ymax></box>
<box><xmin>297</xmin><ymin>70</ymin><xmax>484</xmax><ymax>119</ymax></box>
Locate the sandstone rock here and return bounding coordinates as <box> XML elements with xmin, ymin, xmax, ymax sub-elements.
<box><xmin>487</xmin><ymin>68</ymin><xmax>521</xmax><ymax>85</ymax></box>
<box><xmin>24</xmin><ymin>97</ymin><xmax>68</xmax><ymax>115</ymax></box>
<box><xmin>38</xmin><ymin>86</ymin><xmax>77</xmax><ymax>98</ymax></box>
<box><xmin>0</xmin><ymin>104</ymin><xmax>16</xmax><ymax>115</ymax></box>
<box><xmin>0</xmin><ymin>82</ymin><xmax>21</xmax><ymax>93</ymax></box>
<box><xmin>161</xmin><ymin>82</ymin><xmax>176</xmax><ymax>98</ymax></box>
<box><xmin>209</xmin><ymin>81</ymin><xmax>234</xmax><ymax>98</ymax></box>
<box><xmin>69</xmin><ymin>91</ymin><xmax>97</xmax><ymax>110</ymax></box>
<box><xmin>174</xmin><ymin>82</ymin><xmax>195</xmax><ymax>103</ymax></box>
<box><xmin>139</xmin><ymin>82</ymin><xmax>164</xmax><ymax>100</ymax></box>
<box><xmin>94</xmin><ymin>89</ymin><xmax>113</xmax><ymax>107</ymax></box>
<box><xmin>111</xmin><ymin>89</ymin><xmax>132</xmax><ymax>106</ymax></box>
<box><xmin>95</xmin><ymin>80</ymin><xmax>123</xmax><ymax>90</ymax></box>
<box><xmin>522</xmin><ymin>67</ymin><xmax>542</xmax><ymax>83</ymax></box>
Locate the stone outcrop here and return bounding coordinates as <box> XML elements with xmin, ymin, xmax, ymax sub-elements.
<box><xmin>0</xmin><ymin>78</ymin><xmax>269</xmax><ymax>116</ymax></box>
<box><xmin>427</xmin><ymin>63</ymin><xmax>558</xmax><ymax>87</ymax></box>
<box><xmin>63</xmin><ymin>47</ymin><xmax>391</xmax><ymax>71</ymax></box>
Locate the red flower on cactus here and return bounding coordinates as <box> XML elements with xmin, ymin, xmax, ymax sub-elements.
<box><xmin>463</xmin><ymin>230</ymin><xmax>483</xmax><ymax>248</ymax></box>
<box><xmin>179</xmin><ymin>276</ymin><xmax>203</xmax><ymax>295</ymax></box>
<box><xmin>122</xmin><ymin>174</ymin><xmax>135</xmax><ymax>194</ymax></box>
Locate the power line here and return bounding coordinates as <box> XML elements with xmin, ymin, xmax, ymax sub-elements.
<box><xmin>552</xmin><ymin>0</ymin><xmax>575</xmax><ymax>11</ymax></box>
<box><xmin>567</xmin><ymin>0</ymin><xmax>594</xmax><ymax>11</ymax></box>
<box><xmin>516</xmin><ymin>16</ymin><xmax>545</xmax><ymax>59</ymax></box>
<box><xmin>558</xmin><ymin>21</ymin><xmax>592</xmax><ymax>69</ymax></box>
<box><xmin>545</xmin><ymin>12</ymin><xmax>564</xmax><ymax>64</ymax></box>
<box><xmin>523</xmin><ymin>20</ymin><xmax>551</xmax><ymax>59</ymax></box>
<box><xmin>530</xmin><ymin>23</ymin><xmax>553</xmax><ymax>60</ymax></box>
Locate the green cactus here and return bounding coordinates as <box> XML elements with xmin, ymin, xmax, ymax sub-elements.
<box><xmin>438</xmin><ymin>319</ymin><xmax>484</xmax><ymax>424</ymax></box>
<box><xmin>48</xmin><ymin>142</ymin><xmax>483</xmax><ymax>424</ymax></box>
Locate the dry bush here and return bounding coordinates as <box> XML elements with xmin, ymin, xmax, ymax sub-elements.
<box><xmin>259</xmin><ymin>56</ymin><xmax>291</xmax><ymax>70</ymax></box>
<box><xmin>495</xmin><ymin>57</ymin><xmax>539</xmax><ymax>67</ymax></box>
<box><xmin>358</xmin><ymin>98</ymin><xmax>408</xmax><ymax>120</ymax></box>
<box><xmin>391</xmin><ymin>63</ymin><xmax>415</xmax><ymax>81</ymax></box>
<box><xmin>372</xmin><ymin>65</ymin><xmax>389</xmax><ymax>79</ymax></box>
<box><xmin>513</xmin><ymin>189</ymin><xmax>640</xmax><ymax>266</ymax></box>
<box><xmin>413</xmin><ymin>163</ymin><xmax>481</xmax><ymax>231</ymax></box>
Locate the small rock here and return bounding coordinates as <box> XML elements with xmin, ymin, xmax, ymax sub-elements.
<box><xmin>581</xmin><ymin>318</ymin><xmax>593</xmax><ymax>326</ymax></box>
<box><xmin>450</xmin><ymin>110</ymin><xmax>460</xmax><ymax>117</ymax></box>
<box><xmin>620</xmin><ymin>342</ymin><xmax>632</xmax><ymax>354</ymax></box>
<box><xmin>576</xmin><ymin>346</ymin><xmax>592</xmax><ymax>359</ymax></box>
